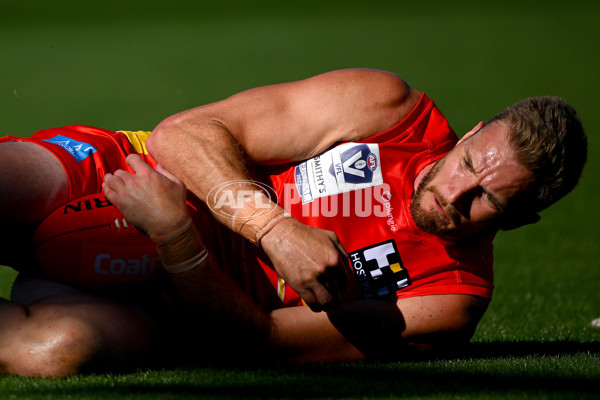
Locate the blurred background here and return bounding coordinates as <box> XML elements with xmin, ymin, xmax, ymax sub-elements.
<box><xmin>1</xmin><ymin>0</ymin><xmax>598</xmax><ymax>343</ymax></box>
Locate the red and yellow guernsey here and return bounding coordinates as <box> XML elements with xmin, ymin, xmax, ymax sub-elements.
<box><xmin>3</xmin><ymin>93</ymin><xmax>493</xmax><ymax>306</ymax></box>
<box><xmin>251</xmin><ymin>93</ymin><xmax>494</xmax><ymax>306</ymax></box>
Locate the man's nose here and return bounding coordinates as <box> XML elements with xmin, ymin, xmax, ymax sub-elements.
<box><xmin>447</xmin><ymin>176</ymin><xmax>481</xmax><ymax>214</ymax></box>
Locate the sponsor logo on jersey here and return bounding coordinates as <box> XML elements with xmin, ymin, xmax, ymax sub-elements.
<box><xmin>42</xmin><ymin>134</ymin><xmax>98</xmax><ymax>162</ymax></box>
<box><xmin>380</xmin><ymin>190</ymin><xmax>398</xmax><ymax>232</ymax></box>
<box><xmin>93</xmin><ymin>253</ymin><xmax>161</xmax><ymax>276</ymax></box>
<box><xmin>294</xmin><ymin>162</ymin><xmax>313</xmax><ymax>202</ymax></box>
<box><xmin>80</xmin><ymin>243</ymin><xmax>161</xmax><ymax>282</ymax></box>
<box><xmin>348</xmin><ymin>239</ymin><xmax>410</xmax><ymax>298</ymax></box>
<box><xmin>367</xmin><ymin>152</ymin><xmax>378</xmax><ymax>171</ymax></box>
<box><xmin>294</xmin><ymin>142</ymin><xmax>383</xmax><ymax>204</ymax></box>
<box><xmin>62</xmin><ymin>195</ymin><xmax>112</xmax><ymax>214</ymax></box>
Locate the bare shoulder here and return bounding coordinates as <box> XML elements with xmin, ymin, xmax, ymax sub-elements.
<box><xmin>307</xmin><ymin>68</ymin><xmax>416</xmax><ymax>95</ymax></box>
<box><xmin>285</xmin><ymin>68</ymin><xmax>422</xmax><ymax>144</ymax></box>
<box><xmin>150</xmin><ymin>68</ymin><xmax>424</xmax><ymax>163</ymax></box>
<box><xmin>301</xmin><ymin>68</ymin><xmax>421</xmax><ymax>120</ymax></box>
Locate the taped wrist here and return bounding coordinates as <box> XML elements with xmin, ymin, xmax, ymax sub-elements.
<box><xmin>254</xmin><ymin>211</ymin><xmax>291</xmax><ymax>245</ymax></box>
<box><xmin>207</xmin><ymin>183</ymin><xmax>291</xmax><ymax>246</ymax></box>
<box><xmin>153</xmin><ymin>219</ymin><xmax>208</xmax><ymax>274</ymax></box>
<box><xmin>237</xmin><ymin>209</ymin><xmax>291</xmax><ymax>246</ymax></box>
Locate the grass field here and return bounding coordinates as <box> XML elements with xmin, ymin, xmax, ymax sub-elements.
<box><xmin>1</xmin><ymin>0</ymin><xmax>599</xmax><ymax>398</ymax></box>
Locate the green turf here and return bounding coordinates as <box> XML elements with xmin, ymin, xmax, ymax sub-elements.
<box><xmin>1</xmin><ymin>0</ymin><xmax>599</xmax><ymax>398</ymax></box>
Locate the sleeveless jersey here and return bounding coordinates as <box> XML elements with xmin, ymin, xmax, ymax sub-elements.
<box><xmin>3</xmin><ymin>94</ymin><xmax>494</xmax><ymax>305</ymax></box>
<box><xmin>0</xmin><ymin>126</ymin><xmax>156</xmax><ymax>200</ymax></box>
<box><xmin>250</xmin><ymin>93</ymin><xmax>494</xmax><ymax>306</ymax></box>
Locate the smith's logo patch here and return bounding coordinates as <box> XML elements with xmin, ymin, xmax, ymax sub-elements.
<box><xmin>294</xmin><ymin>142</ymin><xmax>383</xmax><ymax>204</ymax></box>
<box><xmin>42</xmin><ymin>134</ymin><xmax>98</xmax><ymax>162</ymax></box>
<box><xmin>349</xmin><ymin>239</ymin><xmax>410</xmax><ymax>298</ymax></box>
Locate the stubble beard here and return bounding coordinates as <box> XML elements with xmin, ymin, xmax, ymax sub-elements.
<box><xmin>410</xmin><ymin>158</ymin><xmax>459</xmax><ymax>236</ymax></box>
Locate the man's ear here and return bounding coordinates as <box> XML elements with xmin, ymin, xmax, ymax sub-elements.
<box><xmin>500</xmin><ymin>212</ymin><xmax>541</xmax><ymax>231</ymax></box>
<box><xmin>457</xmin><ymin>121</ymin><xmax>485</xmax><ymax>145</ymax></box>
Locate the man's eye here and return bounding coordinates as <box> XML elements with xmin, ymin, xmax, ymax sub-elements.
<box><xmin>485</xmin><ymin>192</ymin><xmax>502</xmax><ymax>211</ymax></box>
<box><xmin>463</xmin><ymin>156</ymin><xmax>474</xmax><ymax>172</ymax></box>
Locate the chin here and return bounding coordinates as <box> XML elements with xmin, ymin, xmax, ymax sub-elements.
<box><xmin>411</xmin><ymin>209</ymin><xmax>447</xmax><ymax>236</ymax></box>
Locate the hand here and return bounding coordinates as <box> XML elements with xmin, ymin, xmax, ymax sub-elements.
<box><xmin>260</xmin><ymin>218</ymin><xmax>351</xmax><ymax>312</ymax></box>
<box><xmin>102</xmin><ymin>154</ymin><xmax>190</xmax><ymax>240</ymax></box>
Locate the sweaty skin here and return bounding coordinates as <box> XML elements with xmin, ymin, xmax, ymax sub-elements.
<box><xmin>411</xmin><ymin>121</ymin><xmax>534</xmax><ymax>239</ymax></box>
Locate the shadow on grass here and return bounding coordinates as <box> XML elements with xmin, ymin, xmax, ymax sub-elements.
<box><xmin>5</xmin><ymin>341</ymin><xmax>598</xmax><ymax>399</ymax></box>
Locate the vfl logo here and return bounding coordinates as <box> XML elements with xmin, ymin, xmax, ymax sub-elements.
<box><xmin>329</xmin><ymin>143</ymin><xmax>377</xmax><ymax>184</ymax></box>
<box><xmin>349</xmin><ymin>239</ymin><xmax>410</xmax><ymax>298</ymax></box>
<box><xmin>42</xmin><ymin>135</ymin><xmax>98</xmax><ymax>162</ymax></box>
<box><xmin>294</xmin><ymin>142</ymin><xmax>383</xmax><ymax>204</ymax></box>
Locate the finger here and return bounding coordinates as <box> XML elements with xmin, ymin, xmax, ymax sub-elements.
<box><xmin>103</xmin><ymin>172</ymin><xmax>126</xmax><ymax>191</ymax></box>
<box><xmin>102</xmin><ymin>171</ymin><xmax>129</xmax><ymax>203</ymax></box>
<box><xmin>102</xmin><ymin>182</ymin><xmax>116</xmax><ymax>203</ymax></box>
<box><xmin>330</xmin><ymin>234</ymin><xmax>349</xmax><ymax>258</ymax></box>
<box><xmin>328</xmin><ymin>238</ymin><xmax>351</xmax><ymax>292</ymax></box>
<box><xmin>125</xmin><ymin>154</ymin><xmax>153</xmax><ymax>175</ymax></box>
<box><xmin>103</xmin><ymin>172</ymin><xmax>113</xmax><ymax>186</ymax></box>
<box><xmin>297</xmin><ymin>288</ymin><xmax>322</xmax><ymax>312</ymax></box>
<box><xmin>102</xmin><ymin>180</ymin><xmax>126</xmax><ymax>206</ymax></box>
<box><xmin>319</xmin><ymin>274</ymin><xmax>342</xmax><ymax>311</ymax></box>
<box><xmin>307</xmin><ymin>301</ymin><xmax>323</xmax><ymax>313</ymax></box>
<box><xmin>104</xmin><ymin>169</ymin><xmax>147</xmax><ymax>206</ymax></box>
<box><xmin>334</xmin><ymin>256</ymin><xmax>350</xmax><ymax>292</ymax></box>
<box><xmin>311</xmin><ymin>284</ymin><xmax>335</xmax><ymax>312</ymax></box>
<box><xmin>111</xmin><ymin>169</ymin><xmax>138</xmax><ymax>190</ymax></box>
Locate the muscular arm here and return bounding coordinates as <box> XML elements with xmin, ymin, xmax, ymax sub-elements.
<box><xmin>148</xmin><ymin>69</ymin><xmax>418</xmax><ymax>169</ymax></box>
<box><xmin>170</xmin><ymin>263</ymin><xmax>488</xmax><ymax>362</ymax></box>
<box><xmin>146</xmin><ymin>69</ymin><xmax>421</xmax><ymax>310</ymax></box>
<box><xmin>148</xmin><ymin>69</ymin><xmax>419</xmax><ymax>233</ymax></box>
<box><xmin>270</xmin><ymin>294</ymin><xmax>488</xmax><ymax>362</ymax></box>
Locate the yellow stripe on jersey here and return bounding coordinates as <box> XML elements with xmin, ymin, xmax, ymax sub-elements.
<box><xmin>118</xmin><ymin>130</ymin><xmax>152</xmax><ymax>155</ymax></box>
<box><xmin>277</xmin><ymin>277</ymin><xmax>286</xmax><ymax>301</ymax></box>
<box><xmin>276</xmin><ymin>277</ymin><xmax>309</xmax><ymax>307</ymax></box>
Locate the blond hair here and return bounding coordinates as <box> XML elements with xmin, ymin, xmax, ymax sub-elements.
<box><xmin>492</xmin><ymin>96</ymin><xmax>587</xmax><ymax>212</ymax></box>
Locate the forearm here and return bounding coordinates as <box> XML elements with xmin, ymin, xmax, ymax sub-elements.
<box><xmin>160</xmin><ymin>224</ymin><xmax>397</xmax><ymax>362</ymax></box>
<box><xmin>148</xmin><ymin>115</ymin><xmax>286</xmax><ymax>244</ymax></box>
<box><xmin>157</xmin><ymin>220</ymin><xmax>273</xmax><ymax>353</ymax></box>
<box><xmin>149</xmin><ymin>115</ymin><xmax>250</xmax><ymax>206</ymax></box>
<box><xmin>154</xmin><ymin>221</ymin><xmax>486</xmax><ymax>363</ymax></box>
<box><xmin>162</xmin><ymin>239</ymin><xmax>362</xmax><ymax>362</ymax></box>
<box><xmin>147</xmin><ymin>70</ymin><xmax>418</xmax><ymax>240</ymax></box>
<box><xmin>168</xmin><ymin>263</ymin><xmax>273</xmax><ymax>356</ymax></box>
<box><xmin>149</xmin><ymin>119</ymin><xmax>351</xmax><ymax>308</ymax></box>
